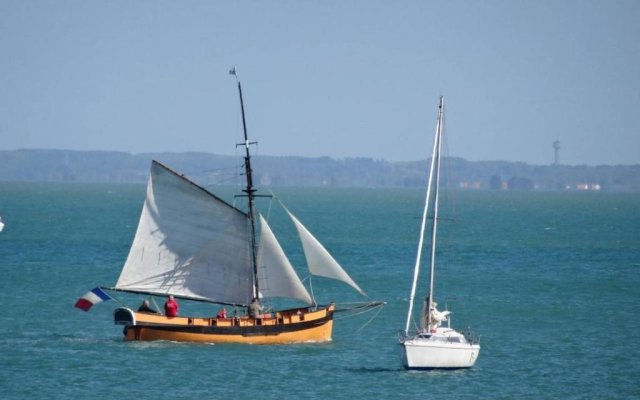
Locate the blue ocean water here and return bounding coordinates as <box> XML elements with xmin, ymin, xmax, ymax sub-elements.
<box><xmin>0</xmin><ymin>183</ymin><xmax>639</xmax><ymax>399</ymax></box>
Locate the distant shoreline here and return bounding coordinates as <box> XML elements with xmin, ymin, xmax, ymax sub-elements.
<box><xmin>1</xmin><ymin>149</ymin><xmax>639</xmax><ymax>191</ymax></box>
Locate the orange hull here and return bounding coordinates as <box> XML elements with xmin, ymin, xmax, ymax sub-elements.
<box><xmin>114</xmin><ymin>304</ymin><xmax>334</xmax><ymax>344</ymax></box>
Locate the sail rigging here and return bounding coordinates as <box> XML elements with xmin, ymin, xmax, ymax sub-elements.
<box><xmin>403</xmin><ymin>97</ymin><xmax>444</xmax><ymax>334</ymax></box>
<box><xmin>422</xmin><ymin>97</ymin><xmax>444</xmax><ymax>331</ymax></box>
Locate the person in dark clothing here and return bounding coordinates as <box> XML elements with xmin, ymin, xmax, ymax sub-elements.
<box><xmin>137</xmin><ymin>299</ymin><xmax>158</xmax><ymax>314</ymax></box>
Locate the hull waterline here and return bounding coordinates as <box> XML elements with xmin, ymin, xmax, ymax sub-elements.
<box><xmin>115</xmin><ymin>304</ymin><xmax>335</xmax><ymax>344</ymax></box>
<box><xmin>401</xmin><ymin>338</ymin><xmax>480</xmax><ymax>369</ymax></box>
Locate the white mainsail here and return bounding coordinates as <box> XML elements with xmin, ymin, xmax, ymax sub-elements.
<box><xmin>115</xmin><ymin>160</ymin><xmax>253</xmax><ymax>305</ymax></box>
<box><xmin>285</xmin><ymin>209</ymin><xmax>367</xmax><ymax>297</ymax></box>
<box><xmin>257</xmin><ymin>215</ymin><xmax>314</xmax><ymax>305</ymax></box>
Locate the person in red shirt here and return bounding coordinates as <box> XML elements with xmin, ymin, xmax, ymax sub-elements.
<box><xmin>164</xmin><ymin>295</ymin><xmax>179</xmax><ymax>317</ymax></box>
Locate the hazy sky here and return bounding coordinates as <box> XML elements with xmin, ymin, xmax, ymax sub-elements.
<box><xmin>1</xmin><ymin>1</ymin><xmax>639</xmax><ymax>165</ymax></box>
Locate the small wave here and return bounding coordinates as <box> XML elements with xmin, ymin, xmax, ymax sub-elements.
<box><xmin>348</xmin><ymin>366</ymin><xmax>403</xmax><ymax>373</ymax></box>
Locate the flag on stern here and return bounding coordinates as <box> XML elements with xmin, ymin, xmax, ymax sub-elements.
<box><xmin>75</xmin><ymin>287</ymin><xmax>111</xmax><ymax>311</ymax></box>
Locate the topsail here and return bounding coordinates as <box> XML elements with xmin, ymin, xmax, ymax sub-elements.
<box><xmin>285</xmin><ymin>209</ymin><xmax>367</xmax><ymax>297</ymax></box>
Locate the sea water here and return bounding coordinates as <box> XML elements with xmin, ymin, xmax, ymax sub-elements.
<box><xmin>0</xmin><ymin>183</ymin><xmax>638</xmax><ymax>399</ymax></box>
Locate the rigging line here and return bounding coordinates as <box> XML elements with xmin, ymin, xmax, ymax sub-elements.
<box><xmin>408</xmin><ymin>294</ymin><xmax>431</xmax><ymax>333</ymax></box>
<box><xmin>204</xmin><ymin>176</ymin><xmax>242</xmax><ymax>189</ymax></box>
<box><xmin>261</xmin><ymin>189</ymin><xmax>278</xmax><ymax>228</ymax></box>
<box><xmin>103</xmin><ymin>287</ymin><xmax>248</xmax><ymax>307</ymax></box>
<box><xmin>150</xmin><ymin>296</ymin><xmax>161</xmax><ymax>313</ymax></box>
<box><xmin>409</xmin><ymin>313</ymin><xmax>420</xmax><ymax>333</ymax></box>
<box><xmin>102</xmin><ymin>290</ymin><xmax>126</xmax><ymax>307</ymax></box>
<box><xmin>333</xmin><ymin>309</ymin><xmax>371</xmax><ymax>321</ymax></box>
<box><xmin>205</xmin><ymin>165</ymin><xmax>239</xmax><ymax>174</ymax></box>
<box><xmin>264</xmin><ymin>193</ymin><xmax>274</xmax><ymax>220</ymax></box>
<box><xmin>354</xmin><ymin>303</ymin><xmax>385</xmax><ymax>333</ymax></box>
<box><xmin>333</xmin><ymin>303</ymin><xmax>385</xmax><ymax>339</ymax></box>
<box><xmin>308</xmin><ymin>275</ymin><xmax>317</xmax><ymax>308</ymax></box>
<box><xmin>334</xmin><ymin>301</ymin><xmax>385</xmax><ymax>310</ymax></box>
<box><xmin>265</xmin><ymin>189</ymin><xmax>280</xmax><ymax>205</ymax></box>
<box><xmin>256</xmin><ymin>195</ymin><xmax>274</xmax><ymax>309</ymax></box>
<box><xmin>439</xmin><ymin>108</ymin><xmax>457</xmax><ymax>251</ymax></box>
<box><xmin>333</xmin><ymin>301</ymin><xmax>385</xmax><ymax>319</ymax></box>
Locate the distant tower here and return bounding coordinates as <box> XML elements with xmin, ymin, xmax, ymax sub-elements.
<box><xmin>552</xmin><ymin>141</ymin><xmax>560</xmax><ymax>165</ymax></box>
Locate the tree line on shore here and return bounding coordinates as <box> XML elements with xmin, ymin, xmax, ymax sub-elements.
<box><xmin>1</xmin><ymin>149</ymin><xmax>639</xmax><ymax>192</ymax></box>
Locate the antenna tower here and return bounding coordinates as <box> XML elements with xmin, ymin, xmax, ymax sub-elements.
<box><xmin>553</xmin><ymin>141</ymin><xmax>560</xmax><ymax>165</ymax></box>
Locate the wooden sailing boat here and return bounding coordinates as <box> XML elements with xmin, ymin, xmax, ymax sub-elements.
<box><xmin>399</xmin><ymin>97</ymin><xmax>480</xmax><ymax>368</ymax></box>
<box><xmin>76</xmin><ymin>69</ymin><xmax>380</xmax><ymax>344</ymax></box>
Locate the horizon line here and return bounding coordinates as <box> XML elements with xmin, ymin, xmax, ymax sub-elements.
<box><xmin>1</xmin><ymin>147</ymin><xmax>638</xmax><ymax>168</ymax></box>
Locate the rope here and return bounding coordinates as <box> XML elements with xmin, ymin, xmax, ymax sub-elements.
<box><xmin>333</xmin><ymin>301</ymin><xmax>385</xmax><ymax>320</ymax></box>
<box><xmin>331</xmin><ymin>301</ymin><xmax>386</xmax><ymax>336</ymax></box>
<box><xmin>354</xmin><ymin>303</ymin><xmax>384</xmax><ymax>333</ymax></box>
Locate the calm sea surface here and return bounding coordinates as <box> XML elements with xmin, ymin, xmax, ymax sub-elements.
<box><xmin>0</xmin><ymin>183</ymin><xmax>639</xmax><ymax>399</ymax></box>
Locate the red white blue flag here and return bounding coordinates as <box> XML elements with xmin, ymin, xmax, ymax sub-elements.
<box><xmin>75</xmin><ymin>287</ymin><xmax>111</xmax><ymax>311</ymax></box>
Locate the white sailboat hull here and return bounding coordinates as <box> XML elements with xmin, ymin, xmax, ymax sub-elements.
<box><xmin>401</xmin><ymin>329</ymin><xmax>480</xmax><ymax>369</ymax></box>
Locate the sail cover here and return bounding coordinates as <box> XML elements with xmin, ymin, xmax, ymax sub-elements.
<box><xmin>115</xmin><ymin>161</ymin><xmax>253</xmax><ymax>305</ymax></box>
<box><xmin>285</xmin><ymin>209</ymin><xmax>367</xmax><ymax>297</ymax></box>
<box><xmin>257</xmin><ymin>215</ymin><xmax>313</xmax><ymax>305</ymax></box>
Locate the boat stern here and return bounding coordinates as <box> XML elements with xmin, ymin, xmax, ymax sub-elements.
<box><xmin>114</xmin><ymin>307</ymin><xmax>136</xmax><ymax>326</ymax></box>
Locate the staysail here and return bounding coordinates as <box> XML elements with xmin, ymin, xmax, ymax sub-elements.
<box><xmin>257</xmin><ymin>214</ymin><xmax>314</xmax><ymax>305</ymax></box>
<box><xmin>285</xmin><ymin>209</ymin><xmax>367</xmax><ymax>297</ymax></box>
<box><xmin>115</xmin><ymin>160</ymin><xmax>253</xmax><ymax>305</ymax></box>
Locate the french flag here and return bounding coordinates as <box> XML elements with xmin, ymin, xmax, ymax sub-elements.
<box><xmin>75</xmin><ymin>287</ymin><xmax>111</xmax><ymax>311</ymax></box>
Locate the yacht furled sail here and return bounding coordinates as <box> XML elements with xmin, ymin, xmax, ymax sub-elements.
<box><xmin>75</xmin><ymin>69</ymin><xmax>382</xmax><ymax>344</ymax></box>
<box><xmin>399</xmin><ymin>97</ymin><xmax>480</xmax><ymax>368</ymax></box>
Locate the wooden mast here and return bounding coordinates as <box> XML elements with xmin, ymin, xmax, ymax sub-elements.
<box><xmin>230</xmin><ymin>67</ymin><xmax>260</xmax><ymax>300</ymax></box>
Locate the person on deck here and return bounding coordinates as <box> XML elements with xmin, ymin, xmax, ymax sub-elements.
<box><xmin>248</xmin><ymin>297</ymin><xmax>263</xmax><ymax>319</ymax></box>
<box><xmin>428</xmin><ymin>301</ymin><xmax>451</xmax><ymax>331</ymax></box>
<box><xmin>216</xmin><ymin>308</ymin><xmax>227</xmax><ymax>319</ymax></box>
<box><xmin>137</xmin><ymin>299</ymin><xmax>158</xmax><ymax>314</ymax></box>
<box><xmin>164</xmin><ymin>295</ymin><xmax>179</xmax><ymax>317</ymax></box>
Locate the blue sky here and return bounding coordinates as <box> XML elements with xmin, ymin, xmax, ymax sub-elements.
<box><xmin>1</xmin><ymin>1</ymin><xmax>639</xmax><ymax>165</ymax></box>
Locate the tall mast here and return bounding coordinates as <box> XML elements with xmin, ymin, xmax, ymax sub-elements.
<box><xmin>426</xmin><ymin>96</ymin><xmax>444</xmax><ymax>330</ymax></box>
<box><xmin>230</xmin><ymin>67</ymin><xmax>260</xmax><ymax>299</ymax></box>
<box><xmin>403</xmin><ymin>96</ymin><xmax>444</xmax><ymax>335</ymax></box>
